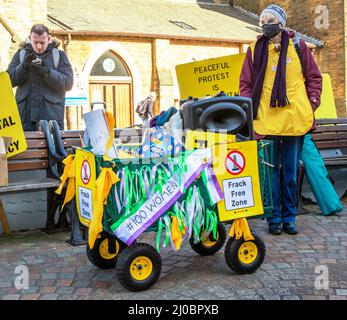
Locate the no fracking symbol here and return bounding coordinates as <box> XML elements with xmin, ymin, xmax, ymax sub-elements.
<box><xmin>225</xmin><ymin>150</ymin><xmax>246</xmax><ymax>175</ymax></box>
<box><xmin>81</xmin><ymin>160</ymin><xmax>91</xmax><ymax>185</ymax></box>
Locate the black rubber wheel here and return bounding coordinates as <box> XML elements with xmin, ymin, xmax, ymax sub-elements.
<box><xmin>224</xmin><ymin>230</ymin><xmax>266</xmax><ymax>274</ymax></box>
<box><xmin>116</xmin><ymin>243</ymin><xmax>162</xmax><ymax>292</ymax></box>
<box><xmin>189</xmin><ymin>222</ymin><xmax>227</xmax><ymax>256</ymax></box>
<box><xmin>86</xmin><ymin>235</ymin><xmax>126</xmax><ymax>269</ymax></box>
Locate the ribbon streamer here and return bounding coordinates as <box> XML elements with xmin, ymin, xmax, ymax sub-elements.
<box><xmin>103</xmin><ymin>111</ymin><xmax>115</xmax><ymax>161</ymax></box>
<box><xmin>229</xmin><ymin>218</ymin><xmax>255</xmax><ymax>241</ymax></box>
<box><xmin>55</xmin><ymin>154</ymin><xmax>76</xmax><ymax>210</ymax></box>
<box><xmin>88</xmin><ymin>166</ymin><xmax>120</xmax><ymax>249</ymax></box>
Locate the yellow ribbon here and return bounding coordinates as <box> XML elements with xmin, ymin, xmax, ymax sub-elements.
<box><xmin>103</xmin><ymin>111</ymin><xmax>115</xmax><ymax>161</ymax></box>
<box><xmin>229</xmin><ymin>218</ymin><xmax>255</xmax><ymax>241</ymax></box>
<box><xmin>55</xmin><ymin>154</ymin><xmax>76</xmax><ymax>210</ymax></box>
<box><xmin>88</xmin><ymin>167</ymin><xmax>120</xmax><ymax>249</ymax></box>
<box><xmin>171</xmin><ymin>216</ymin><xmax>183</xmax><ymax>251</ymax></box>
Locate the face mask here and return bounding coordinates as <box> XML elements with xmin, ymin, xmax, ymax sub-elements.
<box><xmin>262</xmin><ymin>23</ymin><xmax>281</xmax><ymax>38</ymax></box>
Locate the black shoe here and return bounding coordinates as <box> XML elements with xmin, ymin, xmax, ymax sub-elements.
<box><xmin>268</xmin><ymin>223</ymin><xmax>282</xmax><ymax>235</ymax></box>
<box><xmin>282</xmin><ymin>222</ymin><xmax>298</xmax><ymax>235</ymax></box>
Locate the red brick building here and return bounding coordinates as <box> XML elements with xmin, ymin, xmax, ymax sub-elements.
<box><xmin>234</xmin><ymin>0</ymin><xmax>346</xmax><ymax>117</ymax></box>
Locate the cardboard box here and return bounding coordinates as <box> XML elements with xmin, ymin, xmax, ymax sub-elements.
<box><xmin>0</xmin><ymin>137</ymin><xmax>12</xmax><ymax>187</ymax></box>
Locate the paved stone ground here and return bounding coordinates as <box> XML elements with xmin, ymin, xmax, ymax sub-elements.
<box><xmin>0</xmin><ymin>201</ymin><xmax>346</xmax><ymax>300</ymax></box>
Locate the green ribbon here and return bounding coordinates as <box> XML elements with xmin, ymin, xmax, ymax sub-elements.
<box><xmin>156</xmin><ymin>217</ymin><xmax>170</xmax><ymax>253</ymax></box>
<box><xmin>140</xmin><ymin>165</ymin><xmax>152</xmax><ymax>198</ymax></box>
<box><xmin>205</xmin><ymin>209</ymin><xmax>218</xmax><ymax>240</ymax></box>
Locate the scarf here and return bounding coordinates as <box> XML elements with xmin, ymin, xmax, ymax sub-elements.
<box><xmin>251</xmin><ymin>30</ymin><xmax>291</xmax><ymax>119</ymax></box>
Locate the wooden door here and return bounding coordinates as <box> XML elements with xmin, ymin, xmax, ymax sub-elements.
<box><xmin>89</xmin><ymin>81</ymin><xmax>133</xmax><ymax>128</ymax></box>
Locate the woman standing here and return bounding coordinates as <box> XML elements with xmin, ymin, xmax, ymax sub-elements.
<box><xmin>240</xmin><ymin>5</ymin><xmax>322</xmax><ymax>235</ymax></box>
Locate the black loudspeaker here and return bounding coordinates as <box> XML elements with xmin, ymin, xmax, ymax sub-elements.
<box><xmin>181</xmin><ymin>96</ymin><xmax>254</xmax><ymax>141</ymax></box>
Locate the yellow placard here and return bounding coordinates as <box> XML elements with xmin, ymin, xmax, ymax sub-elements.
<box><xmin>75</xmin><ymin>148</ymin><xmax>96</xmax><ymax>227</ymax></box>
<box><xmin>185</xmin><ymin>130</ymin><xmax>236</xmax><ymax>186</ymax></box>
<box><xmin>185</xmin><ymin>129</ymin><xmax>236</xmax><ymax>150</ymax></box>
<box><xmin>212</xmin><ymin>140</ymin><xmax>264</xmax><ymax>221</ymax></box>
<box><xmin>175</xmin><ymin>53</ymin><xmax>246</xmax><ymax>100</ymax></box>
<box><xmin>0</xmin><ymin>72</ymin><xmax>27</xmax><ymax>157</ymax></box>
<box><xmin>315</xmin><ymin>73</ymin><xmax>338</xmax><ymax>119</ymax></box>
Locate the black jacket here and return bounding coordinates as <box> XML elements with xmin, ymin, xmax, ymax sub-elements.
<box><xmin>6</xmin><ymin>41</ymin><xmax>73</xmax><ymax>130</ymax></box>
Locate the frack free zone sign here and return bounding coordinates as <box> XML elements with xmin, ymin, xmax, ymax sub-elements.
<box><xmin>213</xmin><ymin>140</ymin><xmax>264</xmax><ymax>221</ymax></box>
<box><xmin>0</xmin><ymin>72</ymin><xmax>27</xmax><ymax>157</ymax></box>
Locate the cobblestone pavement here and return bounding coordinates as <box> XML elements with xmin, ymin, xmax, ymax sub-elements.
<box><xmin>0</xmin><ymin>202</ymin><xmax>346</xmax><ymax>300</ymax></box>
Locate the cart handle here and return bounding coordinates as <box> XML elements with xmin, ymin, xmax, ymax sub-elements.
<box><xmin>90</xmin><ymin>101</ymin><xmax>107</xmax><ymax>111</ymax></box>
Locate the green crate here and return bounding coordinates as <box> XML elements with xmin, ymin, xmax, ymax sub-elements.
<box><xmin>94</xmin><ymin>152</ymin><xmax>215</xmax><ymax>235</ymax></box>
<box><xmin>253</xmin><ymin>140</ymin><xmax>274</xmax><ymax>219</ymax></box>
<box><xmin>91</xmin><ymin>140</ymin><xmax>273</xmax><ymax>235</ymax></box>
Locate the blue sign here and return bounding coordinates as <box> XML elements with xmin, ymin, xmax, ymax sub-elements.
<box><xmin>65</xmin><ymin>97</ymin><xmax>88</xmax><ymax>106</ymax></box>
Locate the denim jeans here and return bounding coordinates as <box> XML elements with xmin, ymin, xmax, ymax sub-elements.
<box><xmin>266</xmin><ymin>136</ymin><xmax>301</xmax><ymax>225</ymax></box>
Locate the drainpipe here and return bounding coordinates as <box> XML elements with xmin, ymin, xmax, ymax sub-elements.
<box><xmin>63</xmin><ymin>33</ymin><xmax>73</xmax><ymax>130</ymax></box>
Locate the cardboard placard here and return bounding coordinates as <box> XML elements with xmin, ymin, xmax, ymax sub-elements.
<box><xmin>175</xmin><ymin>53</ymin><xmax>245</xmax><ymax>100</ymax></box>
<box><xmin>184</xmin><ymin>130</ymin><xmax>236</xmax><ymax>150</ymax></box>
<box><xmin>0</xmin><ymin>137</ymin><xmax>12</xmax><ymax>187</ymax></box>
<box><xmin>315</xmin><ymin>73</ymin><xmax>338</xmax><ymax>119</ymax></box>
<box><xmin>184</xmin><ymin>130</ymin><xmax>236</xmax><ymax>170</ymax></box>
<box><xmin>83</xmin><ymin>109</ymin><xmax>118</xmax><ymax>158</ymax></box>
<box><xmin>0</xmin><ymin>72</ymin><xmax>27</xmax><ymax>157</ymax></box>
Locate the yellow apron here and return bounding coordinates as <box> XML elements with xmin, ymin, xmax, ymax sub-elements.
<box><xmin>250</xmin><ymin>39</ymin><xmax>314</xmax><ymax>136</ymax></box>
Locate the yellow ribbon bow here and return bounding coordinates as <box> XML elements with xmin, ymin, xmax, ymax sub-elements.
<box><xmin>229</xmin><ymin>218</ymin><xmax>255</xmax><ymax>241</ymax></box>
<box><xmin>88</xmin><ymin>167</ymin><xmax>120</xmax><ymax>249</ymax></box>
<box><xmin>55</xmin><ymin>154</ymin><xmax>76</xmax><ymax>210</ymax></box>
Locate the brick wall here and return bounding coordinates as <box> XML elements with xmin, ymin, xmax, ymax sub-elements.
<box><xmin>61</xmin><ymin>36</ymin><xmax>241</xmax><ymax>129</ymax></box>
<box><xmin>59</xmin><ymin>38</ymin><xmax>153</xmax><ymax>128</ymax></box>
<box><xmin>0</xmin><ymin>0</ymin><xmax>47</xmax><ymax>69</ymax></box>
<box><xmin>235</xmin><ymin>0</ymin><xmax>347</xmax><ymax>117</ymax></box>
<box><xmin>0</xmin><ymin>0</ymin><xmax>254</xmax><ymax>129</ymax></box>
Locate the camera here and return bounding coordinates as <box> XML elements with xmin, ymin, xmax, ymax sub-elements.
<box><xmin>32</xmin><ymin>58</ymin><xmax>42</xmax><ymax>65</ymax></box>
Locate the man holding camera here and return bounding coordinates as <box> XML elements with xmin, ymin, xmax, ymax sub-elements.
<box><xmin>7</xmin><ymin>24</ymin><xmax>73</xmax><ymax>131</ymax></box>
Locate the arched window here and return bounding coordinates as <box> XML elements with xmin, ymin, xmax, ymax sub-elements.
<box><xmin>90</xmin><ymin>51</ymin><xmax>130</xmax><ymax>77</ymax></box>
<box><xmin>89</xmin><ymin>50</ymin><xmax>133</xmax><ymax>128</ymax></box>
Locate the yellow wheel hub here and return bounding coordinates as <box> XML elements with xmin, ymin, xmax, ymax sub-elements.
<box><xmin>99</xmin><ymin>239</ymin><xmax>119</xmax><ymax>260</ymax></box>
<box><xmin>202</xmin><ymin>231</ymin><xmax>219</xmax><ymax>248</ymax></box>
<box><xmin>130</xmin><ymin>256</ymin><xmax>153</xmax><ymax>281</ymax></box>
<box><xmin>238</xmin><ymin>242</ymin><xmax>258</xmax><ymax>265</ymax></box>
